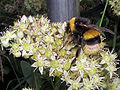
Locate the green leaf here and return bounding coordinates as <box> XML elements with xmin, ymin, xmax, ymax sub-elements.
<box><xmin>21</xmin><ymin>61</ymin><xmax>35</xmax><ymax>88</ymax></box>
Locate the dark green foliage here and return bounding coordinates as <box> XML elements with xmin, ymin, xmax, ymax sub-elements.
<box><xmin>0</xmin><ymin>0</ymin><xmax>47</xmax><ymax>31</ymax></box>
<box><xmin>21</xmin><ymin>61</ymin><xmax>35</xmax><ymax>88</ymax></box>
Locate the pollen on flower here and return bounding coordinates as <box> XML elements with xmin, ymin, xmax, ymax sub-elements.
<box><xmin>76</xmin><ymin>61</ymin><xmax>85</xmax><ymax>70</ymax></box>
<box><xmin>84</xmin><ymin>80</ymin><xmax>94</xmax><ymax>90</ymax></box>
<box><xmin>58</xmin><ymin>49</ymin><xmax>66</xmax><ymax>57</ymax></box>
<box><xmin>13</xmin><ymin>51</ymin><xmax>21</xmax><ymax>57</ymax></box>
<box><xmin>63</xmin><ymin>62</ymin><xmax>71</xmax><ymax>70</ymax></box>
<box><xmin>106</xmin><ymin>65</ymin><xmax>117</xmax><ymax>72</ymax></box>
<box><xmin>72</xmin><ymin>81</ymin><xmax>80</xmax><ymax>89</ymax></box>
<box><xmin>110</xmin><ymin>54</ymin><xmax>117</xmax><ymax>60</ymax></box>
<box><xmin>43</xmin><ymin>35</ymin><xmax>54</xmax><ymax>43</ymax></box>
<box><xmin>53</xmin><ymin>70</ymin><xmax>62</xmax><ymax>77</ymax></box>
<box><xmin>77</xmin><ymin>53</ymin><xmax>87</xmax><ymax>61</ymax></box>
<box><xmin>102</xmin><ymin>55</ymin><xmax>111</xmax><ymax>63</ymax></box>
<box><xmin>37</xmin><ymin>60</ymin><xmax>44</xmax><ymax>67</ymax></box>
<box><xmin>17</xmin><ymin>31</ymin><xmax>24</xmax><ymax>38</ymax></box>
<box><xmin>19</xmin><ymin>23</ymin><xmax>28</xmax><ymax>31</ymax></box>
<box><xmin>45</xmin><ymin>50</ymin><xmax>52</xmax><ymax>58</ymax></box>
<box><xmin>50</xmin><ymin>60</ymin><xmax>59</xmax><ymax>68</ymax></box>
<box><xmin>87</xmin><ymin>67</ymin><xmax>97</xmax><ymax>76</ymax></box>
<box><xmin>1</xmin><ymin>39</ymin><xmax>9</xmax><ymax>47</ymax></box>
<box><xmin>12</xmin><ymin>43</ymin><xmax>19</xmax><ymax>50</ymax></box>
<box><xmin>6</xmin><ymin>31</ymin><xmax>12</xmax><ymax>39</ymax></box>
<box><xmin>21</xmin><ymin>15</ymin><xmax>28</xmax><ymax>23</ymax></box>
<box><xmin>22</xmin><ymin>43</ymin><xmax>30</xmax><ymax>51</ymax></box>
<box><xmin>55</xmin><ymin>39</ymin><xmax>62</xmax><ymax>46</ymax></box>
<box><xmin>28</xmin><ymin>15</ymin><xmax>34</xmax><ymax>23</ymax></box>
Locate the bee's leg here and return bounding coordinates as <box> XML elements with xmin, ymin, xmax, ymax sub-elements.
<box><xmin>63</xmin><ymin>33</ymin><xmax>72</xmax><ymax>47</ymax></box>
<box><xmin>76</xmin><ymin>47</ymin><xmax>81</xmax><ymax>58</ymax></box>
<box><xmin>71</xmin><ymin>48</ymin><xmax>81</xmax><ymax>65</ymax></box>
<box><xmin>68</xmin><ymin>48</ymin><xmax>81</xmax><ymax>71</ymax></box>
<box><xmin>60</xmin><ymin>33</ymin><xmax>72</xmax><ymax>50</ymax></box>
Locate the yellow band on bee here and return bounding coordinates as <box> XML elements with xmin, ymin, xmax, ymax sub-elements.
<box><xmin>83</xmin><ymin>29</ymin><xmax>100</xmax><ymax>40</ymax></box>
<box><xmin>69</xmin><ymin>17</ymin><xmax>76</xmax><ymax>32</ymax></box>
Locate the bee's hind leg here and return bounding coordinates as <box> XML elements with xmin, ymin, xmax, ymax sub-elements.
<box><xmin>71</xmin><ymin>48</ymin><xmax>81</xmax><ymax>66</ymax></box>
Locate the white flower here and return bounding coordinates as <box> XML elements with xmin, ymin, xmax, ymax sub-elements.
<box><xmin>1</xmin><ymin>38</ymin><xmax>10</xmax><ymax>47</ymax></box>
<box><xmin>21</xmin><ymin>15</ymin><xmax>28</xmax><ymax>23</ymax></box>
<box><xmin>22</xmin><ymin>50</ymin><xmax>32</xmax><ymax>58</ymax></box>
<box><xmin>13</xmin><ymin>51</ymin><xmax>21</xmax><ymax>57</ymax></box>
<box><xmin>17</xmin><ymin>31</ymin><xmax>24</xmax><ymax>38</ymax></box>
<box><xmin>28</xmin><ymin>16</ymin><xmax>34</xmax><ymax>23</ymax></box>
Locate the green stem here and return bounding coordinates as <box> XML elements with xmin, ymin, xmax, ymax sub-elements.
<box><xmin>99</xmin><ymin>0</ymin><xmax>109</xmax><ymax>27</ymax></box>
<box><xmin>34</xmin><ymin>72</ymin><xmax>40</xmax><ymax>90</ymax></box>
<box><xmin>54</xmin><ymin>78</ymin><xmax>61</xmax><ymax>90</ymax></box>
<box><xmin>50</xmin><ymin>77</ymin><xmax>55</xmax><ymax>89</ymax></box>
<box><xmin>113</xmin><ymin>17</ymin><xmax>119</xmax><ymax>50</ymax></box>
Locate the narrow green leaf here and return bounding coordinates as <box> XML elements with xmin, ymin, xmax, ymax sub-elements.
<box><xmin>21</xmin><ymin>61</ymin><xmax>35</xmax><ymax>88</ymax></box>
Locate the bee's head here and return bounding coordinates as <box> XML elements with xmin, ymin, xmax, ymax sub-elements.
<box><xmin>75</xmin><ymin>17</ymin><xmax>91</xmax><ymax>30</ymax></box>
<box><xmin>75</xmin><ymin>17</ymin><xmax>91</xmax><ymax>25</ymax></box>
<box><xmin>66</xmin><ymin>17</ymin><xmax>91</xmax><ymax>33</ymax></box>
<box><xmin>68</xmin><ymin>17</ymin><xmax>91</xmax><ymax>32</ymax></box>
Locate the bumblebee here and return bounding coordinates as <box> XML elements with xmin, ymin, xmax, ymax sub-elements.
<box><xmin>63</xmin><ymin>17</ymin><xmax>114</xmax><ymax>55</ymax></box>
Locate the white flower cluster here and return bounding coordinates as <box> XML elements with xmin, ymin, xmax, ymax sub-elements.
<box><xmin>109</xmin><ymin>0</ymin><xmax>120</xmax><ymax>16</ymax></box>
<box><xmin>0</xmin><ymin>15</ymin><xmax>119</xmax><ymax>90</ymax></box>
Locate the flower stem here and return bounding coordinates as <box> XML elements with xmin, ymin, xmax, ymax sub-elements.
<box><xmin>99</xmin><ymin>0</ymin><xmax>109</xmax><ymax>27</ymax></box>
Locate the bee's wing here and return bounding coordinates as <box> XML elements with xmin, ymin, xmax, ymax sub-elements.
<box><xmin>88</xmin><ymin>24</ymin><xmax>114</xmax><ymax>35</ymax></box>
<box><xmin>78</xmin><ymin>24</ymin><xmax>105</xmax><ymax>36</ymax></box>
<box><xmin>79</xmin><ymin>24</ymin><xmax>114</xmax><ymax>37</ymax></box>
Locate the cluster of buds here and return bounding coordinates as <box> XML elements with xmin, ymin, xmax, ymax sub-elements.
<box><xmin>109</xmin><ymin>0</ymin><xmax>120</xmax><ymax>16</ymax></box>
<box><xmin>0</xmin><ymin>15</ymin><xmax>119</xmax><ymax>90</ymax></box>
